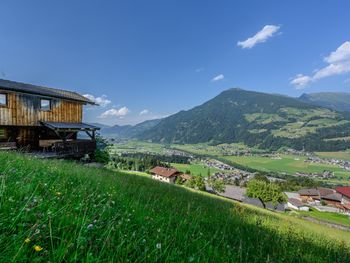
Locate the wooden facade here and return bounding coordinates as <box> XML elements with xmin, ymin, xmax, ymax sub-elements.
<box><xmin>0</xmin><ymin>79</ymin><xmax>99</xmax><ymax>157</ymax></box>
<box><xmin>0</xmin><ymin>89</ymin><xmax>83</xmax><ymax>126</ymax></box>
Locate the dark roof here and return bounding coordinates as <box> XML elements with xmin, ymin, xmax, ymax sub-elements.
<box><xmin>318</xmin><ymin>188</ymin><xmax>335</xmax><ymax>198</ymax></box>
<box><xmin>335</xmin><ymin>186</ymin><xmax>350</xmax><ymax>198</ymax></box>
<box><xmin>288</xmin><ymin>198</ymin><xmax>306</xmax><ymax>207</ymax></box>
<box><xmin>0</xmin><ymin>79</ymin><xmax>94</xmax><ymax>104</ymax></box>
<box><xmin>41</xmin><ymin>121</ymin><xmax>100</xmax><ymax>131</ymax></box>
<box><xmin>322</xmin><ymin>193</ymin><xmax>342</xmax><ymax>202</ymax></box>
<box><xmin>298</xmin><ymin>188</ymin><xmax>319</xmax><ymax>196</ymax></box>
<box><xmin>242</xmin><ymin>197</ymin><xmax>264</xmax><ymax>208</ymax></box>
<box><xmin>150</xmin><ymin>166</ymin><xmax>179</xmax><ymax>178</ymax></box>
<box><xmin>219</xmin><ymin>185</ymin><xmax>246</xmax><ymax>202</ymax></box>
<box><xmin>266</xmin><ymin>202</ymin><xmax>286</xmax><ymax>211</ymax></box>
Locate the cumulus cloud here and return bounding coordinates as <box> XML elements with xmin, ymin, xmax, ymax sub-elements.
<box><xmin>100</xmin><ymin>107</ymin><xmax>130</xmax><ymax>118</ymax></box>
<box><xmin>290</xmin><ymin>74</ymin><xmax>312</xmax><ymax>89</ymax></box>
<box><xmin>237</xmin><ymin>25</ymin><xmax>280</xmax><ymax>49</ymax></box>
<box><xmin>211</xmin><ymin>74</ymin><xmax>224</xmax><ymax>82</ymax></box>
<box><xmin>139</xmin><ymin>109</ymin><xmax>150</xmax><ymax>115</ymax></box>
<box><xmin>290</xmin><ymin>41</ymin><xmax>350</xmax><ymax>88</ymax></box>
<box><xmin>83</xmin><ymin>94</ymin><xmax>111</xmax><ymax>107</ymax></box>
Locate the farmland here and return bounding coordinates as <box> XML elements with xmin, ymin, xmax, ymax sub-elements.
<box><xmin>0</xmin><ymin>152</ymin><xmax>350</xmax><ymax>262</ymax></box>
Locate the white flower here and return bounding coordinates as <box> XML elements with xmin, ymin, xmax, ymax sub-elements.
<box><xmin>156</xmin><ymin>243</ymin><xmax>161</xmax><ymax>249</ymax></box>
<box><xmin>87</xmin><ymin>224</ymin><xmax>94</xmax><ymax>230</ymax></box>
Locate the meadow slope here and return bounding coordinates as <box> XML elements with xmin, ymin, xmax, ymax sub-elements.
<box><xmin>0</xmin><ymin>153</ymin><xmax>350</xmax><ymax>262</ymax></box>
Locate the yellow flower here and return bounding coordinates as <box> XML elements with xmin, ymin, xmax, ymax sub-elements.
<box><xmin>33</xmin><ymin>245</ymin><xmax>43</xmax><ymax>252</ymax></box>
<box><xmin>24</xmin><ymin>238</ymin><xmax>31</xmax><ymax>243</ymax></box>
<box><xmin>56</xmin><ymin>192</ymin><xmax>62</xmax><ymax>196</ymax></box>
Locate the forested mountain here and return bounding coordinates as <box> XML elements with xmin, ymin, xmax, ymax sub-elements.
<box><xmin>299</xmin><ymin>92</ymin><xmax>350</xmax><ymax>112</ymax></box>
<box><xmin>98</xmin><ymin>119</ymin><xmax>161</xmax><ymax>139</ymax></box>
<box><xmin>138</xmin><ymin>88</ymin><xmax>350</xmax><ymax>151</ymax></box>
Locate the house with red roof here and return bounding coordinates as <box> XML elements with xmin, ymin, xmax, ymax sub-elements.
<box><xmin>335</xmin><ymin>186</ymin><xmax>350</xmax><ymax>205</ymax></box>
<box><xmin>150</xmin><ymin>166</ymin><xmax>181</xmax><ymax>184</ymax></box>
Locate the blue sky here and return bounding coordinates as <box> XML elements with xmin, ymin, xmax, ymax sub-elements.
<box><xmin>1</xmin><ymin>1</ymin><xmax>350</xmax><ymax>125</ymax></box>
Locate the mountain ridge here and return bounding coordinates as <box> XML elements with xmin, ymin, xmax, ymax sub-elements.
<box><xmin>137</xmin><ymin>88</ymin><xmax>350</xmax><ymax>151</ymax></box>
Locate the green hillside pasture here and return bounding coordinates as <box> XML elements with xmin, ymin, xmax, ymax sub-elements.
<box><xmin>223</xmin><ymin>155</ymin><xmax>350</xmax><ymax>180</ymax></box>
<box><xmin>1</xmin><ymin>153</ymin><xmax>350</xmax><ymax>262</ymax></box>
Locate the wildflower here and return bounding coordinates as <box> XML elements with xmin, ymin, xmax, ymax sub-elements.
<box><xmin>24</xmin><ymin>238</ymin><xmax>31</xmax><ymax>243</ymax></box>
<box><xmin>56</xmin><ymin>192</ymin><xmax>62</xmax><ymax>196</ymax></box>
<box><xmin>156</xmin><ymin>243</ymin><xmax>161</xmax><ymax>249</ymax></box>
<box><xmin>33</xmin><ymin>245</ymin><xmax>43</xmax><ymax>252</ymax></box>
<box><xmin>87</xmin><ymin>224</ymin><xmax>94</xmax><ymax>230</ymax></box>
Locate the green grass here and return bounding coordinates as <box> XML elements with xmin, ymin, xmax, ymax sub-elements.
<box><xmin>171</xmin><ymin>163</ymin><xmax>222</xmax><ymax>176</ymax></box>
<box><xmin>295</xmin><ymin>208</ymin><xmax>350</xmax><ymax>228</ymax></box>
<box><xmin>223</xmin><ymin>154</ymin><xmax>350</xmax><ymax>180</ymax></box>
<box><xmin>1</xmin><ymin>152</ymin><xmax>350</xmax><ymax>262</ymax></box>
<box><xmin>315</xmin><ymin>151</ymin><xmax>350</xmax><ymax>161</ymax></box>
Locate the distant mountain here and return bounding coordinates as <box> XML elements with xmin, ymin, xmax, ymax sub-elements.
<box><xmin>138</xmin><ymin>88</ymin><xmax>350</xmax><ymax>151</ymax></box>
<box><xmin>299</xmin><ymin>92</ymin><xmax>350</xmax><ymax>112</ymax></box>
<box><xmin>99</xmin><ymin>119</ymin><xmax>161</xmax><ymax>139</ymax></box>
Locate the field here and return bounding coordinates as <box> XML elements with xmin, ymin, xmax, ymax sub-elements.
<box><xmin>1</xmin><ymin>152</ymin><xmax>350</xmax><ymax>262</ymax></box>
<box><xmin>171</xmin><ymin>162</ymin><xmax>223</xmax><ymax>176</ymax></box>
<box><xmin>294</xmin><ymin>208</ymin><xmax>350</xmax><ymax>228</ymax></box>
<box><xmin>315</xmin><ymin>151</ymin><xmax>350</xmax><ymax>161</ymax></box>
<box><xmin>223</xmin><ymin>155</ymin><xmax>350</xmax><ymax>180</ymax></box>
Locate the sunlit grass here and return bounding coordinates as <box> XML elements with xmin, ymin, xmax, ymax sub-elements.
<box><xmin>0</xmin><ymin>152</ymin><xmax>349</xmax><ymax>262</ymax></box>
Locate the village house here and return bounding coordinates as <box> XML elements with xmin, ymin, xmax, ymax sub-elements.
<box><xmin>335</xmin><ymin>186</ymin><xmax>350</xmax><ymax>205</ymax></box>
<box><xmin>298</xmin><ymin>188</ymin><xmax>320</xmax><ymax>203</ymax></box>
<box><xmin>287</xmin><ymin>198</ymin><xmax>309</xmax><ymax>211</ymax></box>
<box><xmin>150</xmin><ymin>166</ymin><xmax>181</xmax><ymax>184</ymax></box>
<box><xmin>0</xmin><ymin>79</ymin><xmax>99</xmax><ymax>157</ymax></box>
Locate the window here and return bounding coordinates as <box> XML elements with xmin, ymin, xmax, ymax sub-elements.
<box><xmin>0</xmin><ymin>93</ymin><xmax>7</xmax><ymax>106</ymax></box>
<box><xmin>40</xmin><ymin>99</ymin><xmax>51</xmax><ymax>111</ymax></box>
<box><xmin>0</xmin><ymin>128</ymin><xmax>6</xmax><ymax>139</ymax></box>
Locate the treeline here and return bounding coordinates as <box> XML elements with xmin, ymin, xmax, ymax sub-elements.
<box><xmin>111</xmin><ymin>155</ymin><xmax>170</xmax><ymax>172</ymax></box>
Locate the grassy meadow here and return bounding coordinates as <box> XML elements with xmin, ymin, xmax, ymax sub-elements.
<box><xmin>0</xmin><ymin>152</ymin><xmax>350</xmax><ymax>262</ymax></box>
<box><xmin>171</xmin><ymin>162</ymin><xmax>222</xmax><ymax>177</ymax></box>
<box><xmin>223</xmin><ymin>155</ymin><xmax>350</xmax><ymax>180</ymax></box>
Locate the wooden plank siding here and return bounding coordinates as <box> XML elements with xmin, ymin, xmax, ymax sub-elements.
<box><xmin>0</xmin><ymin>89</ymin><xmax>83</xmax><ymax>126</ymax></box>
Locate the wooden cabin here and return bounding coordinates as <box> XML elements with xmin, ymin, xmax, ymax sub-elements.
<box><xmin>0</xmin><ymin>79</ymin><xmax>100</xmax><ymax>157</ymax></box>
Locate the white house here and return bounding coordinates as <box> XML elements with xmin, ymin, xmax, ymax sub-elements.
<box><xmin>287</xmin><ymin>198</ymin><xmax>309</xmax><ymax>211</ymax></box>
<box><xmin>150</xmin><ymin>166</ymin><xmax>180</xmax><ymax>184</ymax></box>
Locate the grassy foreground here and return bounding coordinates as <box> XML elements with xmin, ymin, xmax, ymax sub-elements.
<box><xmin>0</xmin><ymin>153</ymin><xmax>350</xmax><ymax>262</ymax></box>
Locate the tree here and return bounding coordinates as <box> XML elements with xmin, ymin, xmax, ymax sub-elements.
<box><xmin>246</xmin><ymin>179</ymin><xmax>287</xmax><ymax>209</ymax></box>
<box><xmin>186</xmin><ymin>175</ymin><xmax>205</xmax><ymax>191</ymax></box>
<box><xmin>211</xmin><ymin>179</ymin><xmax>225</xmax><ymax>193</ymax></box>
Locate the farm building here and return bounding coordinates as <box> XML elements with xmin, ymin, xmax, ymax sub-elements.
<box><xmin>287</xmin><ymin>198</ymin><xmax>309</xmax><ymax>211</ymax></box>
<box><xmin>336</xmin><ymin>186</ymin><xmax>350</xmax><ymax>205</ymax></box>
<box><xmin>150</xmin><ymin>166</ymin><xmax>180</xmax><ymax>184</ymax></box>
<box><xmin>0</xmin><ymin>79</ymin><xmax>99</xmax><ymax>157</ymax></box>
<box><xmin>298</xmin><ymin>188</ymin><xmax>320</xmax><ymax>203</ymax></box>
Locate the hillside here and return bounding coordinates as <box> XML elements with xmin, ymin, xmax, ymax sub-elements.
<box><xmin>139</xmin><ymin>88</ymin><xmax>350</xmax><ymax>151</ymax></box>
<box><xmin>99</xmin><ymin>119</ymin><xmax>161</xmax><ymax>139</ymax></box>
<box><xmin>299</xmin><ymin>92</ymin><xmax>350</xmax><ymax>112</ymax></box>
<box><xmin>1</xmin><ymin>152</ymin><xmax>350</xmax><ymax>262</ymax></box>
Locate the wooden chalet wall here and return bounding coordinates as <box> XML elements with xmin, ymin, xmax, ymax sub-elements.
<box><xmin>0</xmin><ymin>89</ymin><xmax>83</xmax><ymax>126</ymax></box>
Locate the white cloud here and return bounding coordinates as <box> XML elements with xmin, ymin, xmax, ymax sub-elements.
<box><xmin>290</xmin><ymin>74</ymin><xmax>312</xmax><ymax>89</ymax></box>
<box><xmin>290</xmin><ymin>41</ymin><xmax>350</xmax><ymax>88</ymax></box>
<box><xmin>139</xmin><ymin>109</ymin><xmax>150</xmax><ymax>115</ymax></box>
<box><xmin>237</xmin><ymin>25</ymin><xmax>280</xmax><ymax>49</ymax></box>
<box><xmin>100</xmin><ymin>107</ymin><xmax>130</xmax><ymax>118</ymax></box>
<box><xmin>83</xmin><ymin>94</ymin><xmax>111</xmax><ymax>107</ymax></box>
<box><xmin>211</xmin><ymin>74</ymin><xmax>224</xmax><ymax>82</ymax></box>
<box><xmin>324</xmin><ymin>41</ymin><xmax>350</xmax><ymax>64</ymax></box>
